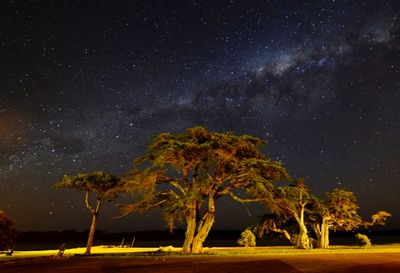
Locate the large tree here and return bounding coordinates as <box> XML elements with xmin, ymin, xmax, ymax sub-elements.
<box><xmin>311</xmin><ymin>188</ymin><xmax>391</xmax><ymax>249</ymax></box>
<box><xmin>121</xmin><ymin>127</ymin><xmax>289</xmax><ymax>253</ymax></box>
<box><xmin>55</xmin><ymin>172</ymin><xmax>124</xmax><ymax>255</ymax></box>
<box><xmin>0</xmin><ymin>211</ymin><xmax>18</xmax><ymax>250</ymax></box>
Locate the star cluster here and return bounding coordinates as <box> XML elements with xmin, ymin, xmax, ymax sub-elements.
<box><xmin>0</xmin><ymin>0</ymin><xmax>399</xmax><ymax>231</ymax></box>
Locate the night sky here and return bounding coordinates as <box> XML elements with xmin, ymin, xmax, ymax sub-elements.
<box><xmin>0</xmin><ymin>0</ymin><xmax>399</xmax><ymax>232</ymax></box>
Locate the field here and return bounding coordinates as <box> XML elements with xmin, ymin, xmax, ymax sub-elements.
<box><xmin>1</xmin><ymin>245</ymin><xmax>400</xmax><ymax>273</ymax></box>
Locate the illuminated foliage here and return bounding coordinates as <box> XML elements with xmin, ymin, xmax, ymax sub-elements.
<box><xmin>356</xmin><ymin>233</ymin><xmax>371</xmax><ymax>248</ymax></box>
<box><xmin>369</xmin><ymin>210</ymin><xmax>392</xmax><ymax>226</ymax></box>
<box><xmin>0</xmin><ymin>211</ymin><xmax>17</xmax><ymax>250</ymax></box>
<box><xmin>310</xmin><ymin>188</ymin><xmax>362</xmax><ymax>248</ymax></box>
<box><xmin>121</xmin><ymin>126</ymin><xmax>289</xmax><ymax>254</ymax></box>
<box><xmin>55</xmin><ymin>172</ymin><xmax>124</xmax><ymax>255</ymax></box>
<box><xmin>311</xmin><ymin>188</ymin><xmax>391</xmax><ymax>248</ymax></box>
<box><xmin>237</xmin><ymin>229</ymin><xmax>256</xmax><ymax>247</ymax></box>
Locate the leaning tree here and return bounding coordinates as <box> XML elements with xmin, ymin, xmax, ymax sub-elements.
<box><xmin>263</xmin><ymin>178</ymin><xmax>313</xmax><ymax>249</ymax></box>
<box><xmin>0</xmin><ymin>211</ymin><xmax>18</xmax><ymax>250</ymax></box>
<box><xmin>121</xmin><ymin>127</ymin><xmax>289</xmax><ymax>254</ymax></box>
<box><xmin>311</xmin><ymin>188</ymin><xmax>391</xmax><ymax>249</ymax></box>
<box><xmin>55</xmin><ymin>172</ymin><xmax>124</xmax><ymax>255</ymax></box>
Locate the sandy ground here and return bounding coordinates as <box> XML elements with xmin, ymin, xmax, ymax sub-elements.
<box><xmin>1</xmin><ymin>246</ymin><xmax>400</xmax><ymax>273</ymax></box>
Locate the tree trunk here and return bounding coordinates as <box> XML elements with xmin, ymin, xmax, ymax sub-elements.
<box><xmin>85</xmin><ymin>213</ymin><xmax>98</xmax><ymax>255</ymax></box>
<box><xmin>313</xmin><ymin>223</ymin><xmax>322</xmax><ymax>248</ymax></box>
<box><xmin>191</xmin><ymin>212</ymin><xmax>215</xmax><ymax>253</ymax></box>
<box><xmin>319</xmin><ymin>218</ymin><xmax>330</xmax><ymax>249</ymax></box>
<box><xmin>182</xmin><ymin>207</ymin><xmax>197</xmax><ymax>254</ymax></box>
<box><xmin>186</xmin><ymin>195</ymin><xmax>216</xmax><ymax>254</ymax></box>
<box><xmin>294</xmin><ymin>204</ymin><xmax>310</xmax><ymax>249</ymax></box>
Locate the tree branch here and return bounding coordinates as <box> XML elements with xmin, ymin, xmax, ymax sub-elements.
<box><xmin>270</xmin><ymin>222</ymin><xmax>292</xmax><ymax>243</ymax></box>
<box><xmin>85</xmin><ymin>191</ymin><xmax>96</xmax><ymax>214</ymax></box>
<box><xmin>227</xmin><ymin>191</ymin><xmax>264</xmax><ymax>203</ymax></box>
<box><xmin>170</xmin><ymin>180</ymin><xmax>186</xmax><ymax>197</ymax></box>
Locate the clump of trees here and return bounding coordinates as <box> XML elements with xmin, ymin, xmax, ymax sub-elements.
<box><xmin>55</xmin><ymin>172</ymin><xmax>125</xmax><ymax>255</ymax></box>
<box><xmin>55</xmin><ymin>126</ymin><xmax>392</xmax><ymax>254</ymax></box>
<box><xmin>0</xmin><ymin>211</ymin><xmax>18</xmax><ymax>250</ymax></box>
<box><xmin>254</xmin><ymin>186</ymin><xmax>391</xmax><ymax>249</ymax></box>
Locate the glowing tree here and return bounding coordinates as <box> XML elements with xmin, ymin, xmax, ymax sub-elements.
<box><xmin>121</xmin><ymin>127</ymin><xmax>289</xmax><ymax>254</ymax></box>
<box><xmin>311</xmin><ymin>188</ymin><xmax>391</xmax><ymax>249</ymax></box>
<box><xmin>258</xmin><ymin>178</ymin><xmax>313</xmax><ymax>249</ymax></box>
<box><xmin>55</xmin><ymin>172</ymin><xmax>124</xmax><ymax>255</ymax></box>
<box><xmin>0</xmin><ymin>211</ymin><xmax>17</xmax><ymax>250</ymax></box>
<box><xmin>310</xmin><ymin>188</ymin><xmax>362</xmax><ymax>249</ymax></box>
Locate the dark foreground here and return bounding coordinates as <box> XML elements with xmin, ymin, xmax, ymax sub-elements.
<box><xmin>1</xmin><ymin>252</ymin><xmax>400</xmax><ymax>273</ymax></box>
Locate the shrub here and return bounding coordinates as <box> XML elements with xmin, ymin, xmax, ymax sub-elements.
<box><xmin>237</xmin><ymin>229</ymin><xmax>256</xmax><ymax>247</ymax></box>
<box><xmin>356</xmin><ymin>233</ymin><xmax>371</xmax><ymax>248</ymax></box>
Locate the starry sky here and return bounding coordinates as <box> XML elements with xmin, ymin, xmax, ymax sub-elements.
<box><xmin>0</xmin><ymin>0</ymin><xmax>399</xmax><ymax>232</ymax></box>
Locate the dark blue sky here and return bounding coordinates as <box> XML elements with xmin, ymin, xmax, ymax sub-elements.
<box><xmin>0</xmin><ymin>0</ymin><xmax>399</xmax><ymax>231</ymax></box>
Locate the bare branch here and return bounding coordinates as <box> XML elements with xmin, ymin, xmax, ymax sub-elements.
<box><xmin>170</xmin><ymin>180</ymin><xmax>186</xmax><ymax>197</ymax></box>
<box><xmin>227</xmin><ymin>191</ymin><xmax>264</xmax><ymax>203</ymax></box>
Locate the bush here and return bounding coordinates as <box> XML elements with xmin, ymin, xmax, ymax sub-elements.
<box><xmin>356</xmin><ymin>233</ymin><xmax>371</xmax><ymax>248</ymax></box>
<box><xmin>0</xmin><ymin>211</ymin><xmax>18</xmax><ymax>250</ymax></box>
<box><xmin>237</xmin><ymin>229</ymin><xmax>256</xmax><ymax>247</ymax></box>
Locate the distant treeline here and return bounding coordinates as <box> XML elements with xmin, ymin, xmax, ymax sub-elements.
<box><xmin>16</xmin><ymin>229</ymin><xmax>242</xmax><ymax>243</ymax></box>
<box><xmin>16</xmin><ymin>229</ymin><xmax>400</xmax><ymax>244</ymax></box>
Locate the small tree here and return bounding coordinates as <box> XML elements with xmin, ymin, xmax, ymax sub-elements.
<box><xmin>311</xmin><ymin>189</ymin><xmax>362</xmax><ymax>249</ymax></box>
<box><xmin>0</xmin><ymin>211</ymin><xmax>18</xmax><ymax>250</ymax></box>
<box><xmin>237</xmin><ymin>229</ymin><xmax>256</xmax><ymax>247</ymax></box>
<box><xmin>266</xmin><ymin>178</ymin><xmax>313</xmax><ymax>249</ymax></box>
<box><xmin>310</xmin><ymin>189</ymin><xmax>391</xmax><ymax>249</ymax></box>
<box><xmin>55</xmin><ymin>172</ymin><xmax>124</xmax><ymax>255</ymax></box>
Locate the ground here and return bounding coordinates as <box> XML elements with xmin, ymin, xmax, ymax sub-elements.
<box><xmin>1</xmin><ymin>245</ymin><xmax>400</xmax><ymax>272</ymax></box>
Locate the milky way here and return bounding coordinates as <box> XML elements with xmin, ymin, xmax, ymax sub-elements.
<box><xmin>0</xmin><ymin>0</ymin><xmax>399</xmax><ymax>231</ymax></box>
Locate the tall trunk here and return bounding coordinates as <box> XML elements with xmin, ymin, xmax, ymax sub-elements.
<box><xmin>319</xmin><ymin>218</ymin><xmax>330</xmax><ymax>249</ymax></box>
<box><xmin>189</xmin><ymin>194</ymin><xmax>216</xmax><ymax>254</ymax></box>
<box><xmin>182</xmin><ymin>207</ymin><xmax>197</xmax><ymax>254</ymax></box>
<box><xmin>294</xmin><ymin>204</ymin><xmax>310</xmax><ymax>249</ymax></box>
<box><xmin>313</xmin><ymin>223</ymin><xmax>322</xmax><ymax>248</ymax></box>
<box><xmin>85</xmin><ymin>213</ymin><xmax>98</xmax><ymax>255</ymax></box>
<box><xmin>84</xmin><ymin>198</ymin><xmax>102</xmax><ymax>255</ymax></box>
<box><xmin>191</xmin><ymin>212</ymin><xmax>215</xmax><ymax>253</ymax></box>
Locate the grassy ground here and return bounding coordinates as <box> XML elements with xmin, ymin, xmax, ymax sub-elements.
<box><xmin>1</xmin><ymin>245</ymin><xmax>400</xmax><ymax>272</ymax></box>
